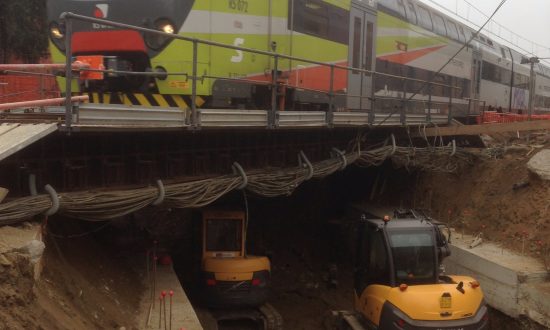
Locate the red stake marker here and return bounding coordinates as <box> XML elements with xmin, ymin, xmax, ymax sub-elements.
<box><xmin>162</xmin><ymin>291</ymin><xmax>167</xmax><ymax>330</ymax></box>
<box><xmin>159</xmin><ymin>295</ymin><xmax>163</xmax><ymax>329</ymax></box>
<box><xmin>169</xmin><ymin>290</ymin><xmax>174</xmax><ymax>330</ymax></box>
<box><xmin>153</xmin><ymin>256</ymin><xmax>158</xmax><ymax>308</ymax></box>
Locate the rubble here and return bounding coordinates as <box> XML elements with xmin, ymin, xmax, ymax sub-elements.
<box><xmin>527</xmin><ymin>149</ymin><xmax>550</xmax><ymax>180</ymax></box>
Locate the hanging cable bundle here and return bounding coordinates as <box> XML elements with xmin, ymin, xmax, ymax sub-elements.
<box><xmin>0</xmin><ymin>139</ymin><xmax>474</xmax><ymax>225</ymax></box>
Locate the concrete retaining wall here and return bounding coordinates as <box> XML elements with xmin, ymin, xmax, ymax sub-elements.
<box><xmin>443</xmin><ymin>234</ymin><xmax>549</xmax><ymax>327</ymax></box>
<box><xmin>444</xmin><ymin>245</ymin><xmax>521</xmax><ymax>317</ymax></box>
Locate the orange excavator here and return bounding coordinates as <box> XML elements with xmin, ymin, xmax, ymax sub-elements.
<box><xmin>200</xmin><ymin>210</ymin><xmax>282</xmax><ymax>329</ymax></box>
<box><xmin>330</xmin><ymin>208</ymin><xmax>489</xmax><ymax>329</ymax></box>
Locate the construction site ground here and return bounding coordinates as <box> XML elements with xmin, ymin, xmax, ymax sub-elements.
<box><xmin>1</xmin><ymin>131</ymin><xmax>550</xmax><ymax>329</ymax></box>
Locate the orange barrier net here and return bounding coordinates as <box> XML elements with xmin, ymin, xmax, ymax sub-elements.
<box><xmin>476</xmin><ymin>111</ymin><xmax>550</xmax><ymax>124</ymax></box>
<box><xmin>0</xmin><ymin>75</ymin><xmax>59</xmax><ymax>103</ymax></box>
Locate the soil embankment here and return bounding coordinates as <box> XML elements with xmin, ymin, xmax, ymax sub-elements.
<box><xmin>0</xmin><ymin>223</ymin><xmax>144</xmax><ymax>330</ymax></box>
<box><xmin>415</xmin><ymin>133</ymin><xmax>550</xmax><ymax>271</ymax></box>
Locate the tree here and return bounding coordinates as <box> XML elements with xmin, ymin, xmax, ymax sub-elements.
<box><xmin>0</xmin><ymin>0</ymin><xmax>48</xmax><ymax>63</ymax></box>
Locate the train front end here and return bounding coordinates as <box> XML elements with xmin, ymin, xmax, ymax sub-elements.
<box><xmin>47</xmin><ymin>0</ymin><xmax>194</xmax><ymax>106</ymax></box>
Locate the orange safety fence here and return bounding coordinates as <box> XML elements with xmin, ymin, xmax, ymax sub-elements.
<box><xmin>1</xmin><ymin>55</ymin><xmax>61</xmax><ymax>104</ymax></box>
<box><xmin>0</xmin><ymin>75</ymin><xmax>60</xmax><ymax>103</ymax></box>
<box><xmin>476</xmin><ymin>111</ymin><xmax>550</xmax><ymax>124</ymax></box>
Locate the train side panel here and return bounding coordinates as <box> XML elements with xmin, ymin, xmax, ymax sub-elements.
<box><xmin>374</xmin><ymin>6</ymin><xmax>471</xmax><ymax>116</ymax></box>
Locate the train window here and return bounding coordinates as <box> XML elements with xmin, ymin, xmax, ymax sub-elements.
<box><xmin>406</xmin><ymin>1</ymin><xmax>417</xmax><ymax>24</ymax></box>
<box><xmin>352</xmin><ymin>17</ymin><xmax>361</xmax><ymax>73</ymax></box>
<box><xmin>513</xmin><ymin>73</ymin><xmax>530</xmax><ymax>89</ymax></box>
<box><xmin>365</xmin><ymin>22</ymin><xmax>374</xmax><ymax>75</ymax></box>
<box><xmin>500</xmin><ymin>47</ymin><xmax>507</xmax><ymax>59</ymax></box>
<box><xmin>432</xmin><ymin>14</ymin><xmax>447</xmax><ymax>36</ymax></box>
<box><xmin>466</xmin><ymin>30</ymin><xmax>476</xmax><ymax>42</ymax></box>
<box><xmin>379</xmin><ymin>0</ymin><xmax>406</xmax><ymax>18</ymax></box>
<box><xmin>457</xmin><ymin>25</ymin><xmax>466</xmax><ymax>43</ymax></box>
<box><xmin>476</xmin><ymin>62</ymin><xmax>481</xmax><ymax>94</ymax></box>
<box><xmin>417</xmin><ymin>6</ymin><xmax>433</xmax><ymax>31</ymax></box>
<box><xmin>482</xmin><ymin>61</ymin><xmax>497</xmax><ymax>83</ymax></box>
<box><xmin>299</xmin><ymin>1</ymin><xmax>329</xmax><ymax>36</ymax></box>
<box><xmin>535</xmin><ymin>95</ymin><xmax>543</xmax><ymax>107</ymax></box>
<box><xmin>396</xmin><ymin>0</ymin><xmax>406</xmax><ymax>18</ymax></box>
<box><xmin>500</xmin><ymin>68</ymin><xmax>511</xmax><ymax>85</ymax></box>
<box><xmin>446</xmin><ymin>21</ymin><xmax>459</xmax><ymax>41</ymax></box>
<box><xmin>482</xmin><ymin>61</ymin><xmax>512</xmax><ymax>86</ymax></box>
<box><xmin>462</xmin><ymin>79</ymin><xmax>471</xmax><ymax>98</ymax></box>
<box><xmin>289</xmin><ymin>0</ymin><xmax>349</xmax><ymax>44</ymax></box>
<box><xmin>328</xmin><ymin>8</ymin><xmax>349</xmax><ymax>44</ymax></box>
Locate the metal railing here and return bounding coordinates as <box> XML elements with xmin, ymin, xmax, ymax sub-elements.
<box><xmin>60</xmin><ymin>12</ymin><xmax>465</xmax><ymax>130</ymax></box>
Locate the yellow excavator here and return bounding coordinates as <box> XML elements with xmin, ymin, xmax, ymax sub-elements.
<box><xmin>200</xmin><ymin>210</ymin><xmax>282</xmax><ymax>329</ymax></box>
<box><xmin>331</xmin><ymin>208</ymin><xmax>489</xmax><ymax>329</ymax></box>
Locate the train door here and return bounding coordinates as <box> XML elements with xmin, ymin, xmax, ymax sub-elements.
<box><xmin>470</xmin><ymin>50</ymin><xmax>482</xmax><ymax>114</ymax></box>
<box><xmin>347</xmin><ymin>2</ymin><xmax>377</xmax><ymax>110</ymax></box>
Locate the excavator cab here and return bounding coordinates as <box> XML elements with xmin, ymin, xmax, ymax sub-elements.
<box><xmin>349</xmin><ymin>210</ymin><xmax>489</xmax><ymax>329</ymax></box>
<box><xmin>201</xmin><ymin>210</ymin><xmax>270</xmax><ymax>308</ymax></box>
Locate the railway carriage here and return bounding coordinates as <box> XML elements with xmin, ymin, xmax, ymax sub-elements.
<box><xmin>375</xmin><ymin>0</ymin><xmax>473</xmax><ymax>116</ymax></box>
<box><xmin>48</xmin><ymin>0</ymin><xmax>378</xmax><ymax>111</ymax></box>
<box><xmin>47</xmin><ymin>0</ymin><xmax>550</xmax><ymax>118</ymax></box>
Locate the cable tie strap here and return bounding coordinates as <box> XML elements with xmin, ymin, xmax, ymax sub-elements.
<box><xmin>44</xmin><ymin>184</ymin><xmax>59</xmax><ymax>216</ymax></box>
<box><xmin>152</xmin><ymin>179</ymin><xmax>165</xmax><ymax>206</ymax></box>
<box><xmin>451</xmin><ymin>139</ymin><xmax>456</xmax><ymax>157</ymax></box>
<box><xmin>299</xmin><ymin>150</ymin><xmax>313</xmax><ymax>180</ymax></box>
<box><xmin>232</xmin><ymin>162</ymin><xmax>248</xmax><ymax>189</ymax></box>
<box><xmin>331</xmin><ymin>148</ymin><xmax>347</xmax><ymax>170</ymax></box>
<box><xmin>29</xmin><ymin>173</ymin><xmax>37</xmax><ymax>196</ymax></box>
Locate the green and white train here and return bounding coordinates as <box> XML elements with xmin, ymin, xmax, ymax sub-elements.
<box><xmin>47</xmin><ymin>0</ymin><xmax>550</xmax><ymax>116</ymax></box>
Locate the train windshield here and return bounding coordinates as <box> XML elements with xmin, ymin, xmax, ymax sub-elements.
<box><xmin>388</xmin><ymin>230</ymin><xmax>436</xmax><ymax>284</ymax></box>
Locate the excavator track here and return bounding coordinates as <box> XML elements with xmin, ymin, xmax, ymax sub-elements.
<box><xmin>211</xmin><ymin>303</ymin><xmax>283</xmax><ymax>330</ymax></box>
<box><xmin>259</xmin><ymin>303</ymin><xmax>283</xmax><ymax>330</ymax></box>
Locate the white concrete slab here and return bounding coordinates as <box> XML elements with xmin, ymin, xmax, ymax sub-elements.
<box><xmin>138</xmin><ymin>264</ymin><xmax>203</xmax><ymax>330</ymax></box>
<box><xmin>444</xmin><ymin>233</ymin><xmax>549</xmax><ymax>326</ymax></box>
<box><xmin>0</xmin><ymin>123</ymin><xmax>57</xmax><ymax>161</ymax></box>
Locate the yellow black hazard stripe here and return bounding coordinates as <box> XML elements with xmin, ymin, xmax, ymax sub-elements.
<box><xmin>80</xmin><ymin>93</ymin><xmax>206</xmax><ymax>109</ymax></box>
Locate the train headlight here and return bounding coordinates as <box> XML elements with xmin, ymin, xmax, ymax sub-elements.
<box><xmin>50</xmin><ymin>26</ymin><xmax>64</xmax><ymax>39</ymax></box>
<box><xmin>145</xmin><ymin>18</ymin><xmax>176</xmax><ymax>50</ymax></box>
<box><xmin>159</xmin><ymin>22</ymin><xmax>175</xmax><ymax>34</ymax></box>
<box><xmin>49</xmin><ymin>22</ymin><xmax>66</xmax><ymax>51</ymax></box>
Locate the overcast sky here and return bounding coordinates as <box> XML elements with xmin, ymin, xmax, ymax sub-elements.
<box><xmin>417</xmin><ymin>0</ymin><xmax>550</xmax><ymax>58</ymax></box>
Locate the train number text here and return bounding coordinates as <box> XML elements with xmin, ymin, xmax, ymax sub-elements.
<box><xmin>229</xmin><ymin>0</ymin><xmax>248</xmax><ymax>12</ymax></box>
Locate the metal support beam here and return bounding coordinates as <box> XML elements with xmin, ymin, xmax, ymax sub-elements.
<box><xmin>328</xmin><ymin>65</ymin><xmax>335</xmax><ymax>128</ymax></box>
<box><xmin>191</xmin><ymin>39</ymin><xmax>199</xmax><ymax>128</ymax></box>
<box><xmin>0</xmin><ymin>96</ymin><xmax>88</xmax><ymax>111</ymax></box>
<box><xmin>269</xmin><ymin>56</ymin><xmax>279</xmax><ymax>129</ymax></box>
<box><xmin>419</xmin><ymin>120</ymin><xmax>550</xmax><ymax>137</ymax></box>
<box><xmin>64</xmin><ymin>17</ymin><xmax>73</xmax><ymax>131</ymax></box>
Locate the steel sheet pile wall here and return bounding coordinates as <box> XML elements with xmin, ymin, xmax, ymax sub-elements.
<box><xmin>0</xmin><ymin>141</ymin><xmax>472</xmax><ymax>225</ymax></box>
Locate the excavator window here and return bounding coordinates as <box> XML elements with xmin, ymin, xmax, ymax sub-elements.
<box><xmin>388</xmin><ymin>230</ymin><xmax>436</xmax><ymax>284</ymax></box>
<box><xmin>367</xmin><ymin>230</ymin><xmax>390</xmax><ymax>285</ymax></box>
<box><xmin>205</xmin><ymin>219</ymin><xmax>242</xmax><ymax>252</ymax></box>
<box><xmin>354</xmin><ymin>224</ymin><xmax>390</xmax><ymax>294</ymax></box>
